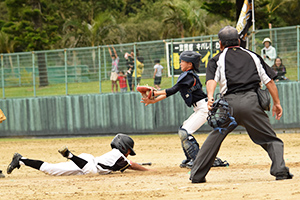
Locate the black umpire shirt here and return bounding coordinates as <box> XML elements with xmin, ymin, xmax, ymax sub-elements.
<box><xmin>206</xmin><ymin>46</ymin><xmax>277</xmax><ymax>95</ymax></box>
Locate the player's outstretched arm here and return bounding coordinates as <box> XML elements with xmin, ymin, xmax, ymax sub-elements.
<box><xmin>141</xmin><ymin>94</ymin><xmax>166</xmax><ymax>106</ymax></box>
<box><xmin>128</xmin><ymin>162</ymin><xmax>151</xmax><ymax>171</ymax></box>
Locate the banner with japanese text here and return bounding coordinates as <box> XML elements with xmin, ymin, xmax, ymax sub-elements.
<box><xmin>166</xmin><ymin>41</ymin><xmax>220</xmax><ymax>77</ymax></box>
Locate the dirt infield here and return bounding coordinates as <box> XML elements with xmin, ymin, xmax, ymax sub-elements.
<box><xmin>0</xmin><ymin>133</ymin><xmax>299</xmax><ymax>200</ymax></box>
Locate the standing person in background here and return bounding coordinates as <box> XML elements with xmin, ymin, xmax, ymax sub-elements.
<box><xmin>124</xmin><ymin>49</ymin><xmax>139</xmax><ymax>91</ymax></box>
<box><xmin>153</xmin><ymin>59</ymin><xmax>163</xmax><ymax>90</ymax></box>
<box><xmin>261</xmin><ymin>38</ymin><xmax>277</xmax><ymax>67</ymax></box>
<box><xmin>108</xmin><ymin>45</ymin><xmax>119</xmax><ymax>93</ymax></box>
<box><xmin>132</xmin><ymin>56</ymin><xmax>144</xmax><ymax>89</ymax></box>
<box><xmin>118</xmin><ymin>71</ymin><xmax>128</xmax><ymax>93</ymax></box>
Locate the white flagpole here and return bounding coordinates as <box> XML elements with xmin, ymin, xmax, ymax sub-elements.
<box><xmin>251</xmin><ymin>0</ymin><xmax>256</xmax><ymax>51</ymax></box>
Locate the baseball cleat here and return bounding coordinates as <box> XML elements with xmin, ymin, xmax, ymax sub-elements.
<box><xmin>0</xmin><ymin>170</ymin><xmax>5</xmax><ymax>178</ymax></box>
<box><xmin>212</xmin><ymin>157</ymin><xmax>229</xmax><ymax>167</ymax></box>
<box><xmin>191</xmin><ymin>178</ymin><xmax>206</xmax><ymax>184</ymax></box>
<box><xmin>180</xmin><ymin>159</ymin><xmax>194</xmax><ymax>169</ymax></box>
<box><xmin>179</xmin><ymin>159</ymin><xmax>191</xmax><ymax>168</ymax></box>
<box><xmin>7</xmin><ymin>153</ymin><xmax>22</xmax><ymax>174</ymax></box>
<box><xmin>276</xmin><ymin>172</ymin><xmax>293</xmax><ymax>180</ymax></box>
<box><xmin>58</xmin><ymin>146</ymin><xmax>70</xmax><ymax>158</ymax></box>
<box><xmin>185</xmin><ymin>160</ymin><xmax>194</xmax><ymax>169</ymax></box>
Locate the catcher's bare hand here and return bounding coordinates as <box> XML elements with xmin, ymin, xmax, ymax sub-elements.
<box><xmin>141</xmin><ymin>97</ymin><xmax>156</xmax><ymax>106</ymax></box>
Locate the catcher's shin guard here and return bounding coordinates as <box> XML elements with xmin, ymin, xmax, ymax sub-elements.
<box><xmin>178</xmin><ymin>128</ymin><xmax>199</xmax><ymax>161</ymax></box>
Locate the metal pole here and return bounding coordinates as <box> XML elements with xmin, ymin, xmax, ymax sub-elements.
<box><xmin>297</xmin><ymin>26</ymin><xmax>300</xmax><ymax>81</ymax></box>
<box><xmin>1</xmin><ymin>54</ymin><xmax>5</xmax><ymax>98</ymax></box>
<box><xmin>17</xmin><ymin>54</ymin><xmax>21</xmax><ymax>86</ymax></box>
<box><xmin>274</xmin><ymin>29</ymin><xmax>278</xmax><ymax>51</ymax></box>
<box><xmin>251</xmin><ymin>0</ymin><xmax>256</xmax><ymax>52</ymax></box>
<box><xmin>210</xmin><ymin>36</ymin><xmax>213</xmax><ymax>58</ymax></box>
<box><xmin>64</xmin><ymin>49</ymin><xmax>68</xmax><ymax>95</ymax></box>
<box><xmin>133</xmin><ymin>43</ymin><xmax>137</xmax><ymax>91</ymax></box>
<box><xmin>103</xmin><ymin>47</ymin><xmax>107</xmax><ymax>80</ymax></box>
<box><xmin>170</xmin><ymin>39</ymin><xmax>174</xmax><ymax>86</ymax></box>
<box><xmin>32</xmin><ymin>52</ymin><xmax>36</xmax><ymax>97</ymax></box>
<box><xmin>98</xmin><ymin>46</ymin><xmax>102</xmax><ymax>93</ymax></box>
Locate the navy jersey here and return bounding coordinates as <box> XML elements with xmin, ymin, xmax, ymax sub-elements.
<box><xmin>166</xmin><ymin>70</ymin><xmax>207</xmax><ymax>107</ymax></box>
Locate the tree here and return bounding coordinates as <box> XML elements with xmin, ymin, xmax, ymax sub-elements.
<box><xmin>162</xmin><ymin>0</ymin><xmax>209</xmax><ymax>38</ymax></box>
<box><xmin>3</xmin><ymin>0</ymin><xmax>61</xmax><ymax>87</ymax></box>
<box><xmin>0</xmin><ymin>31</ymin><xmax>16</xmax><ymax>72</ymax></box>
<box><xmin>62</xmin><ymin>12</ymin><xmax>122</xmax><ymax>48</ymax></box>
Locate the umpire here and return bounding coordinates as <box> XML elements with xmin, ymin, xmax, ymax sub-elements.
<box><xmin>190</xmin><ymin>25</ymin><xmax>293</xmax><ymax>183</ymax></box>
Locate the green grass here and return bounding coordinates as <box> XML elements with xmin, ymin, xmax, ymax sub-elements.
<box><xmin>1</xmin><ymin>70</ymin><xmax>298</xmax><ymax>99</ymax></box>
<box><xmin>0</xmin><ymin>76</ymin><xmax>207</xmax><ymax>99</ymax></box>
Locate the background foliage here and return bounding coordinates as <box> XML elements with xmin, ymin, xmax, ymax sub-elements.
<box><xmin>1</xmin><ymin>0</ymin><xmax>300</xmax><ymax>54</ymax></box>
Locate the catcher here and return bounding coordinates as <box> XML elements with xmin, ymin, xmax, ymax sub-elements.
<box><xmin>7</xmin><ymin>133</ymin><xmax>151</xmax><ymax>176</ymax></box>
<box><xmin>139</xmin><ymin>51</ymin><xmax>228</xmax><ymax>169</ymax></box>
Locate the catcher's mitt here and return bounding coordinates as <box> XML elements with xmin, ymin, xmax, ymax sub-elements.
<box><xmin>136</xmin><ymin>85</ymin><xmax>157</xmax><ymax>100</ymax></box>
<box><xmin>0</xmin><ymin>109</ymin><xmax>6</xmax><ymax>123</ymax></box>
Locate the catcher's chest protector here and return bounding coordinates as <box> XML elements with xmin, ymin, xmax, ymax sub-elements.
<box><xmin>177</xmin><ymin>71</ymin><xmax>202</xmax><ymax>107</ymax></box>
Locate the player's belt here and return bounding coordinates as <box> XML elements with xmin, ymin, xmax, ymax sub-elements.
<box><xmin>192</xmin><ymin>98</ymin><xmax>208</xmax><ymax>107</ymax></box>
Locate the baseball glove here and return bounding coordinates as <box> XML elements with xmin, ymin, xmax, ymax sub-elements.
<box><xmin>136</xmin><ymin>85</ymin><xmax>157</xmax><ymax>100</ymax></box>
<box><xmin>0</xmin><ymin>109</ymin><xmax>6</xmax><ymax>123</ymax></box>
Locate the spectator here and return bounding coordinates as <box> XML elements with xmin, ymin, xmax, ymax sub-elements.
<box><xmin>132</xmin><ymin>56</ymin><xmax>144</xmax><ymax>89</ymax></box>
<box><xmin>153</xmin><ymin>59</ymin><xmax>163</xmax><ymax>90</ymax></box>
<box><xmin>107</xmin><ymin>45</ymin><xmax>119</xmax><ymax>93</ymax></box>
<box><xmin>124</xmin><ymin>49</ymin><xmax>139</xmax><ymax>91</ymax></box>
<box><xmin>261</xmin><ymin>38</ymin><xmax>277</xmax><ymax>67</ymax></box>
<box><xmin>118</xmin><ymin>71</ymin><xmax>128</xmax><ymax>92</ymax></box>
<box><xmin>272</xmin><ymin>57</ymin><xmax>289</xmax><ymax>82</ymax></box>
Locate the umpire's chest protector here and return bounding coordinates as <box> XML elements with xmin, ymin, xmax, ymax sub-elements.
<box><xmin>177</xmin><ymin>71</ymin><xmax>201</xmax><ymax>107</ymax></box>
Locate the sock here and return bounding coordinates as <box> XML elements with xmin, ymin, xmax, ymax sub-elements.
<box><xmin>67</xmin><ymin>153</ymin><xmax>73</xmax><ymax>159</ymax></box>
<box><xmin>20</xmin><ymin>158</ymin><xmax>44</xmax><ymax>170</ymax></box>
<box><xmin>70</xmin><ymin>155</ymin><xmax>88</xmax><ymax>169</ymax></box>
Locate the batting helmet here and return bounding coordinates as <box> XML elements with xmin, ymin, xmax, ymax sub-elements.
<box><xmin>207</xmin><ymin>94</ymin><xmax>237</xmax><ymax>134</ymax></box>
<box><xmin>111</xmin><ymin>133</ymin><xmax>136</xmax><ymax>156</ymax></box>
<box><xmin>179</xmin><ymin>51</ymin><xmax>201</xmax><ymax>72</ymax></box>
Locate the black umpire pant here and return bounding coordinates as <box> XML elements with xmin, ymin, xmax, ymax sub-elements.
<box><xmin>190</xmin><ymin>91</ymin><xmax>290</xmax><ymax>182</ymax></box>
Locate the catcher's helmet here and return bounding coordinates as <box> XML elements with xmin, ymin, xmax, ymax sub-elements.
<box><xmin>179</xmin><ymin>51</ymin><xmax>201</xmax><ymax>72</ymax></box>
<box><xmin>111</xmin><ymin>133</ymin><xmax>136</xmax><ymax>156</ymax></box>
<box><xmin>207</xmin><ymin>94</ymin><xmax>237</xmax><ymax>134</ymax></box>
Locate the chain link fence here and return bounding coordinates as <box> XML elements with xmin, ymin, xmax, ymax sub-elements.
<box><xmin>1</xmin><ymin>25</ymin><xmax>299</xmax><ymax>98</ymax></box>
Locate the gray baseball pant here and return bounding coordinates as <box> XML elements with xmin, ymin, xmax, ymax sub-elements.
<box><xmin>190</xmin><ymin>91</ymin><xmax>290</xmax><ymax>182</ymax></box>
